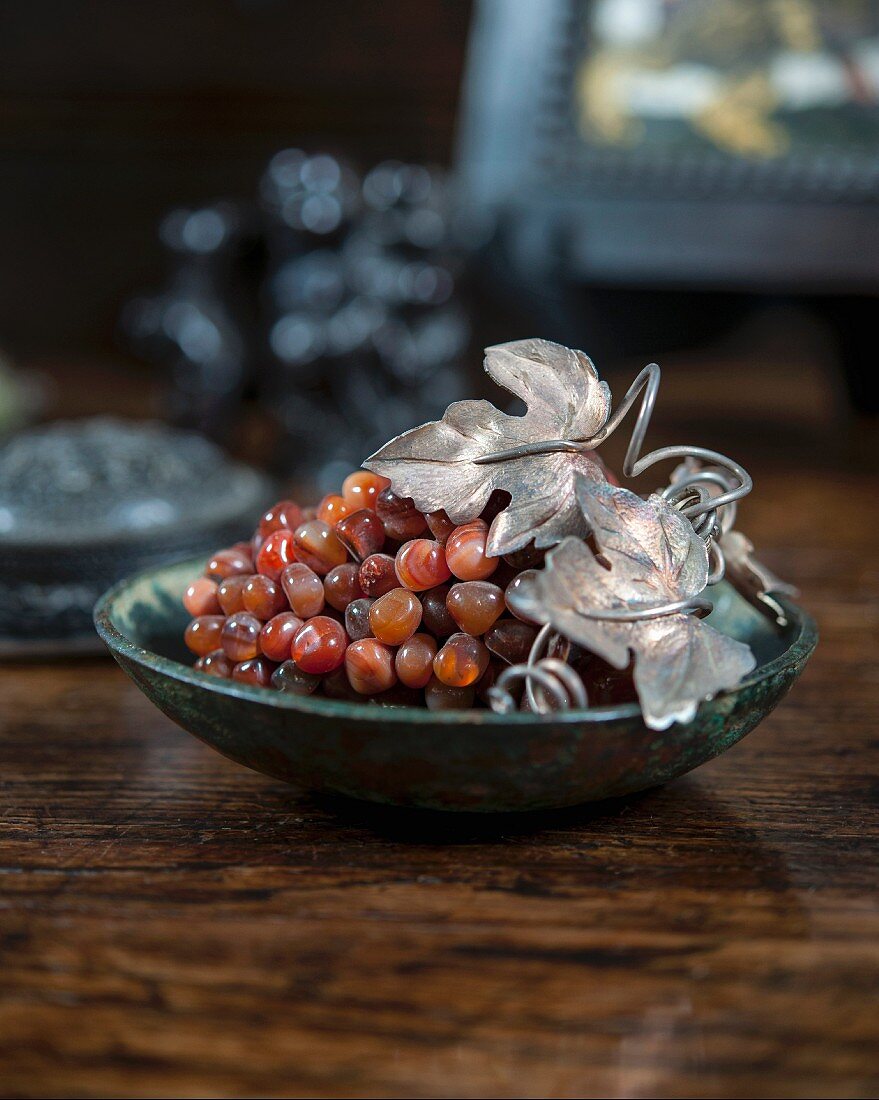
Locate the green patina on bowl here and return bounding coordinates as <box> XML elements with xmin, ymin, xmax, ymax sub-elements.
<box><xmin>94</xmin><ymin>557</ymin><xmax>816</xmax><ymax>813</ymax></box>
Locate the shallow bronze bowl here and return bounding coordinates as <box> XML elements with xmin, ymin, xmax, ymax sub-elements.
<box><xmin>94</xmin><ymin>558</ymin><xmax>816</xmax><ymax>813</ymax></box>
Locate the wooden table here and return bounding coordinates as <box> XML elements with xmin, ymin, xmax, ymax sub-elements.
<box><xmin>1</xmin><ymin>431</ymin><xmax>877</xmax><ymax>1097</ymax></box>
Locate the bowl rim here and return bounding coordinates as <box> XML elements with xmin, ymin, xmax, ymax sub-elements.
<box><xmin>93</xmin><ymin>556</ymin><xmax>818</xmax><ymax>728</ymax></box>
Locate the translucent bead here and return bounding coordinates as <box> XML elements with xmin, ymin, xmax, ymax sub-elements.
<box><xmin>368</xmin><ymin>587</ymin><xmax>423</xmax><ymax>645</ymax></box>
<box><xmin>446</xmin><ymin>581</ymin><xmax>504</xmax><ymax>635</ymax></box>
<box><xmin>206</xmin><ymin>547</ymin><xmax>253</xmax><ymax>580</ymax></box>
<box><xmin>293</xmin><ymin>520</ymin><xmax>348</xmax><ymax>575</ymax></box>
<box><xmin>420</xmin><ymin>584</ymin><xmax>456</xmax><ymax>636</ymax></box>
<box><xmin>322</xmin><ymin>665</ymin><xmax>362</xmax><ymax>701</ymax></box>
<box><xmin>395</xmin><ymin>632</ymin><xmax>437</xmax><ymax>689</ymax></box>
<box><xmin>425</xmin><ymin>675</ymin><xmax>476</xmax><ymax>711</ymax></box>
<box><xmin>395</xmin><ymin>539</ymin><xmax>451</xmax><ymax>591</ymax></box>
<box><xmin>503</xmin><ymin>542</ymin><xmax>545</xmax><ymax>571</ymax></box>
<box><xmin>323</xmin><ymin>562</ymin><xmax>364</xmax><ymax>611</ymax></box>
<box><xmin>220</xmin><ymin>611</ymin><xmax>262</xmax><ymax>662</ymax></box>
<box><xmin>184</xmin><ymin>615</ymin><xmax>225</xmax><ymax>657</ymax></box>
<box><xmin>291</xmin><ymin>615</ymin><xmax>347</xmax><ymax>674</ymax></box>
<box><xmin>504</xmin><ymin>570</ymin><xmax>540</xmax><ymax>622</ymax></box>
<box><xmin>342</xmin><ymin>470</ymin><xmax>390</xmax><ymax>511</ymax></box>
<box><xmin>480</xmin><ymin>489</ymin><xmax>510</xmax><ymax>524</ymax></box>
<box><xmin>345</xmin><ymin>638</ymin><xmax>397</xmax><ymax>694</ymax></box>
<box><xmin>232</xmin><ymin>657</ymin><xmax>274</xmax><ymax>686</ymax></box>
<box><xmin>445</xmin><ymin>520</ymin><xmax>498</xmax><ymax>581</ymax></box>
<box><xmin>375</xmin><ymin>488</ymin><xmax>427</xmax><ymax>541</ymax></box>
<box><xmin>184</xmin><ymin>577</ymin><xmax>221</xmax><ymax>617</ymax></box>
<box><xmin>433</xmin><ymin>633</ymin><xmax>490</xmax><ymax>687</ymax></box>
<box><xmin>259</xmin><ymin>611</ymin><xmax>303</xmax><ymax>662</ymax></box>
<box><xmin>335</xmin><ymin>508</ymin><xmax>385</xmax><ymax>561</ymax></box>
<box><xmin>272</xmin><ymin>660</ymin><xmax>321</xmax><ymax>696</ymax></box>
<box><xmin>344</xmin><ymin>597</ymin><xmax>375</xmax><ymax>641</ymax></box>
<box><xmin>256</xmin><ymin>529</ymin><xmax>297</xmax><ymax>581</ymax></box>
<box><xmin>485</xmin><ymin>619</ymin><xmax>538</xmax><ymax>664</ymax></box>
<box><xmin>358</xmin><ymin>553</ymin><xmax>401</xmax><ymax>598</ymax></box>
<box><xmin>281</xmin><ymin>562</ymin><xmax>325</xmax><ymax>618</ymax></box>
<box><xmin>580</xmin><ymin>656</ymin><xmax>638</xmax><ymax>705</ymax></box>
<box><xmin>316</xmin><ymin>493</ymin><xmax>351</xmax><ymax>525</ymax></box>
<box><xmin>242</xmin><ymin>574</ymin><xmax>287</xmax><ymax>620</ymax></box>
<box><xmin>198</xmin><ymin>649</ymin><xmax>233</xmax><ymax>678</ymax></box>
<box><xmin>258</xmin><ymin>499</ymin><xmax>303</xmax><ymax>540</ymax></box>
<box><xmin>217</xmin><ymin>574</ymin><xmax>250</xmax><ymax>615</ymax></box>
<box><xmin>425</xmin><ymin>509</ymin><xmax>455</xmax><ymax>544</ymax></box>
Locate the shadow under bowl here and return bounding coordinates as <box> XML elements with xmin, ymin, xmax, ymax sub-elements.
<box><xmin>94</xmin><ymin>558</ymin><xmax>816</xmax><ymax>813</ymax></box>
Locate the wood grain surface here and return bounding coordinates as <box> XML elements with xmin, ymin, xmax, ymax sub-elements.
<box><xmin>1</xmin><ymin>430</ymin><xmax>877</xmax><ymax>1097</ymax></box>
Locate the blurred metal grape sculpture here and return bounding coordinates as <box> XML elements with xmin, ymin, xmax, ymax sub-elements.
<box><xmin>122</xmin><ymin>152</ymin><xmax>477</xmax><ymax>490</ymax></box>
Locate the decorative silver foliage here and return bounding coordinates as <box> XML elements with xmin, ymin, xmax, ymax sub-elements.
<box><xmin>507</xmin><ymin>478</ymin><xmax>756</xmax><ymax>730</ymax></box>
<box><xmin>364</xmin><ymin>338</ymin><xmax>612</xmax><ymax>555</ymax></box>
<box><xmin>722</xmin><ymin>529</ymin><xmax>798</xmax><ymax>626</ymax></box>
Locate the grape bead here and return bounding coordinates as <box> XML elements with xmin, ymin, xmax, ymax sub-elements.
<box><xmin>322</xmin><ymin>665</ymin><xmax>361</xmax><ymax>701</ymax></box>
<box><xmin>345</xmin><ymin>597</ymin><xmax>375</xmax><ymax>641</ymax></box>
<box><xmin>425</xmin><ymin>675</ymin><xmax>476</xmax><ymax>711</ymax></box>
<box><xmin>184</xmin><ymin>577</ymin><xmax>221</xmax><ymax>617</ymax></box>
<box><xmin>433</xmin><ymin>633</ymin><xmax>490</xmax><ymax>687</ymax></box>
<box><xmin>184</xmin><ymin>615</ymin><xmax>225</xmax><ymax>656</ymax></box>
<box><xmin>293</xmin><ymin>520</ymin><xmax>348</xmax><ymax>575</ymax></box>
<box><xmin>205</xmin><ymin>547</ymin><xmax>253</xmax><ymax>580</ymax></box>
<box><xmin>291</xmin><ymin>615</ymin><xmax>347</xmax><ymax>674</ymax></box>
<box><xmin>324</xmin><ymin>562</ymin><xmax>364</xmax><ymax>611</ymax></box>
<box><xmin>369</xmin><ymin>587</ymin><xmax>423</xmax><ymax>645</ymax></box>
<box><xmin>375</xmin><ymin>488</ymin><xmax>427</xmax><ymax>541</ymax></box>
<box><xmin>232</xmin><ymin>657</ymin><xmax>274</xmax><ymax>686</ymax></box>
<box><xmin>395</xmin><ymin>539</ymin><xmax>451</xmax><ymax>591</ymax></box>
<box><xmin>485</xmin><ymin>619</ymin><xmax>539</xmax><ymax>665</ymax></box>
<box><xmin>342</xmin><ymin>470</ymin><xmax>390</xmax><ymax>511</ymax></box>
<box><xmin>256</xmin><ymin>529</ymin><xmax>297</xmax><ymax>581</ymax></box>
<box><xmin>503</xmin><ymin>542</ymin><xmax>545</xmax><ymax>571</ymax></box>
<box><xmin>281</xmin><ymin>562</ymin><xmax>325</xmax><ymax>618</ymax></box>
<box><xmin>358</xmin><ymin>553</ymin><xmax>401</xmax><ymax>598</ymax></box>
<box><xmin>505</xmin><ymin>570</ymin><xmax>540</xmax><ymax>621</ymax></box>
<box><xmin>221</xmin><ymin>612</ymin><xmax>262</xmax><ymax>663</ymax></box>
<box><xmin>259</xmin><ymin>499</ymin><xmax>302</xmax><ymax>540</ymax></box>
<box><xmin>420</xmin><ymin>584</ymin><xmax>456</xmax><ymax>636</ymax></box>
<box><xmin>198</xmin><ymin>649</ymin><xmax>233</xmax><ymax>678</ymax></box>
<box><xmin>242</xmin><ymin>574</ymin><xmax>287</xmax><ymax>620</ymax></box>
<box><xmin>445</xmin><ymin>520</ymin><xmax>498</xmax><ymax>581</ymax></box>
<box><xmin>272</xmin><ymin>660</ymin><xmax>321</xmax><ymax>696</ymax></box>
<box><xmin>316</xmin><ymin>493</ymin><xmax>351</xmax><ymax>525</ymax></box>
<box><xmin>259</xmin><ymin>612</ymin><xmax>303</xmax><ymax>662</ymax></box>
<box><xmin>217</xmin><ymin>574</ymin><xmax>250</xmax><ymax>615</ymax></box>
<box><xmin>395</xmin><ymin>632</ymin><xmax>437</xmax><ymax>689</ymax></box>
<box><xmin>335</xmin><ymin>508</ymin><xmax>385</xmax><ymax>561</ymax></box>
<box><xmin>446</xmin><ymin>581</ymin><xmax>504</xmax><ymax>636</ymax></box>
<box><xmin>345</xmin><ymin>638</ymin><xmax>397</xmax><ymax>694</ymax></box>
<box><xmin>425</xmin><ymin>509</ymin><xmax>455</xmax><ymax>544</ymax></box>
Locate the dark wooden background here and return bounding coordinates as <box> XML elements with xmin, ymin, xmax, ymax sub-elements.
<box><xmin>0</xmin><ymin>1</ymin><xmax>472</xmax><ymax>358</ymax></box>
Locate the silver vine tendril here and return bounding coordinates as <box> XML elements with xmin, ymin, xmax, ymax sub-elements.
<box><xmin>487</xmin><ymin>362</ymin><xmax>752</xmax><ymax>715</ymax></box>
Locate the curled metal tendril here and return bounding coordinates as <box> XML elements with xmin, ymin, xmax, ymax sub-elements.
<box><xmin>586</xmin><ymin>362</ymin><xmax>752</xmax><ymax>523</ymax></box>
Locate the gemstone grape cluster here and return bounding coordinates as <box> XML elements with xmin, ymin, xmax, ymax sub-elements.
<box><xmin>183</xmin><ymin>472</ymin><xmax>636</xmax><ymax>709</ymax></box>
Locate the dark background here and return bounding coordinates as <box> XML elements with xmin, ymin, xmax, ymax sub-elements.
<box><xmin>0</xmin><ymin>0</ymin><xmax>472</xmax><ymax>359</ymax></box>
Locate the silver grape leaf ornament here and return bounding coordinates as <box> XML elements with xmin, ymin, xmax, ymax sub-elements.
<box><xmin>364</xmin><ymin>338</ymin><xmax>612</xmax><ymax>555</ymax></box>
<box><xmin>507</xmin><ymin>477</ymin><xmax>756</xmax><ymax>730</ymax></box>
<box><xmin>721</xmin><ymin>529</ymin><xmax>798</xmax><ymax>626</ymax></box>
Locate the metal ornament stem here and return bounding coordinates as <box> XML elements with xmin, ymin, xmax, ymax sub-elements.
<box><xmin>472</xmin><ymin>361</ymin><xmax>752</xmax><ymax>524</ymax></box>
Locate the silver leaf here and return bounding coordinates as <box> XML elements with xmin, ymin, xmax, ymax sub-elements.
<box><xmin>363</xmin><ymin>338</ymin><xmax>612</xmax><ymax>555</ymax></box>
<box><xmin>507</xmin><ymin>480</ymin><xmax>755</xmax><ymax>730</ymax></box>
<box><xmin>722</xmin><ymin>529</ymin><xmax>798</xmax><ymax>626</ymax></box>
